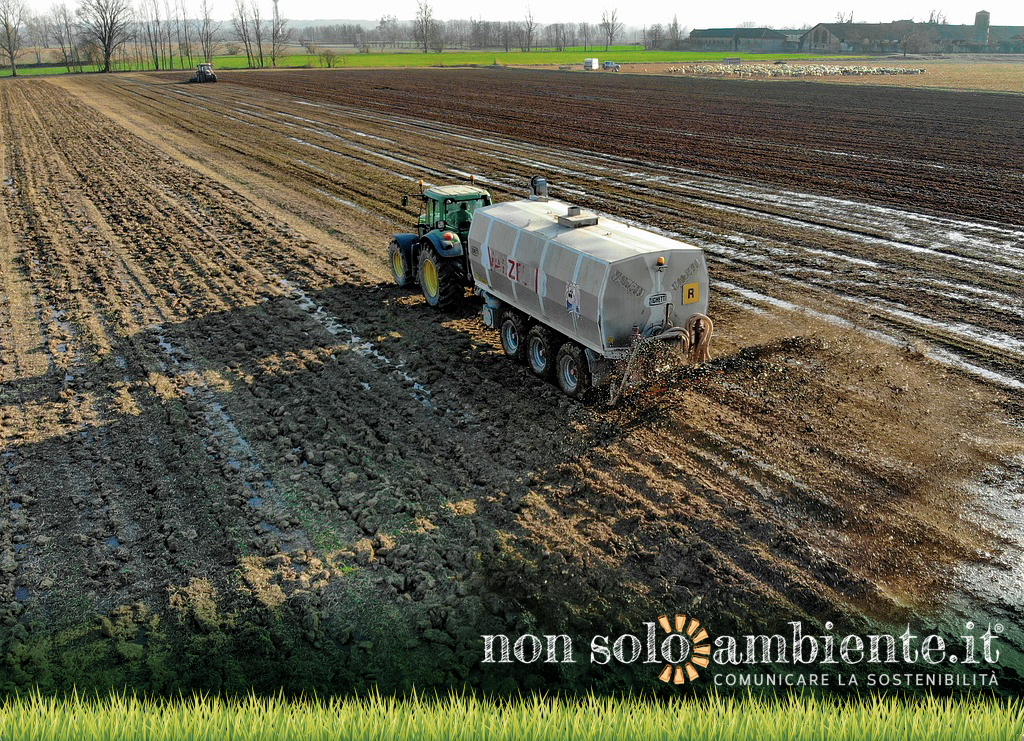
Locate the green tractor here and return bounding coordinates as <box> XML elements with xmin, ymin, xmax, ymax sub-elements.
<box><xmin>388</xmin><ymin>181</ymin><xmax>491</xmax><ymax>309</ymax></box>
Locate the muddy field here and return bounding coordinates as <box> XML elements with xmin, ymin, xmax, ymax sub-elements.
<box><xmin>1</xmin><ymin>69</ymin><xmax>1022</xmax><ymax>694</ymax></box>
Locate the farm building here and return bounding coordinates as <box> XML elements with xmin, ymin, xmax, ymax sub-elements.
<box><xmin>688</xmin><ymin>28</ymin><xmax>796</xmax><ymax>53</ymax></box>
<box><xmin>801</xmin><ymin>11</ymin><xmax>1024</xmax><ymax>53</ymax></box>
<box><xmin>801</xmin><ymin>21</ymin><xmax>912</xmax><ymax>53</ymax></box>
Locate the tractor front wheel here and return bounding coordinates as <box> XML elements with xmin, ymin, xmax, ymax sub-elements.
<box><xmin>418</xmin><ymin>247</ymin><xmax>462</xmax><ymax>309</ymax></box>
<box><xmin>388</xmin><ymin>240</ymin><xmax>412</xmax><ymax>287</ymax></box>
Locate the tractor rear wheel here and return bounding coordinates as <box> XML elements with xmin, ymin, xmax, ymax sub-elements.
<box><xmin>418</xmin><ymin>247</ymin><xmax>462</xmax><ymax>309</ymax></box>
<box><xmin>500</xmin><ymin>311</ymin><xmax>527</xmax><ymax>363</ymax></box>
<box><xmin>555</xmin><ymin>342</ymin><xmax>592</xmax><ymax>398</ymax></box>
<box><xmin>388</xmin><ymin>240</ymin><xmax>412</xmax><ymax>287</ymax></box>
<box><xmin>526</xmin><ymin>325</ymin><xmax>558</xmax><ymax>378</ymax></box>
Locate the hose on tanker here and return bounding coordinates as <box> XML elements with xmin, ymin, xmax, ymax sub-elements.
<box><xmin>686</xmin><ymin>313</ymin><xmax>714</xmax><ymax>364</ymax></box>
<box><xmin>649</xmin><ymin>313</ymin><xmax>714</xmax><ymax>364</ymax></box>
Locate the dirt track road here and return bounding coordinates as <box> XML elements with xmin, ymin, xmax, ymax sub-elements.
<box><xmin>1</xmin><ymin>70</ymin><xmax>1021</xmax><ymax>693</ymax></box>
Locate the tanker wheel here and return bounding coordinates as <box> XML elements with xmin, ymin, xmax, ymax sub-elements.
<box><xmin>526</xmin><ymin>325</ymin><xmax>558</xmax><ymax>378</ymax></box>
<box><xmin>499</xmin><ymin>311</ymin><xmax>527</xmax><ymax>363</ymax></box>
<box><xmin>555</xmin><ymin>342</ymin><xmax>592</xmax><ymax>398</ymax></box>
<box><xmin>418</xmin><ymin>247</ymin><xmax>462</xmax><ymax>309</ymax></box>
<box><xmin>388</xmin><ymin>240</ymin><xmax>412</xmax><ymax>287</ymax></box>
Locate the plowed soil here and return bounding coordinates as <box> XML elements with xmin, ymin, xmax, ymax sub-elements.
<box><xmin>1</xmin><ymin>69</ymin><xmax>1021</xmax><ymax>694</ymax></box>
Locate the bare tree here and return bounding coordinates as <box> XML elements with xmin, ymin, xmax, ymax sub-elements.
<box><xmin>413</xmin><ymin>0</ymin><xmax>432</xmax><ymax>53</ymax></box>
<box><xmin>0</xmin><ymin>0</ymin><xmax>27</xmax><ymax>75</ymax></box>
<box><xmin>519</xmin><ymin>7</ymin><xmax>536</xmax><ymax>52</ymax></box>
<box><xmin>468</xmin><ymin>16</ymin><xmax>489</xmax><ymax>49</ymax></box>
<box><xmin>26</xmin><ymin>11</ymin><xmax>51</xmax><ymax>64</ymax></box>
<box><xmin>835</xmin><ymin>11</ymin><xmax>853</xmax><ymax>23</ymax></box>
<box><xmin>579</xmin><ymin>20</ymin><xmax>590</xmax><ymax>51</ymax></box>
<box><xmin>377</xmin><ymin>13</ymin><xmax>397</xmax><ymax>49</ymax></box>
<box><xmin>269</xmin><ymin>0</ymin><xmax>288</xmax><ymax>65</ymax></box>
<box><xmin>197</xmin><ymin>0</ymin><xmax>218</xmax><ymax>60</ymax></box>
<box><xmin>548</xmin><ymin>21</ymin><xmax>568</xmax><ymax>51</ymax></box>
<box><xmin>50</xmin><ymin>1</ymin><xmax>78</xmax><ymax>71</ymax></box>
<box><xmin>138</xmin><ymin>0</ymin><xmax>163</xmax><ymax>68</ymax></box>
<box><xmin>445</xmin><ymin>18</ymin><xmax>467</xmax><ymax>49</ymax></box>
<box><xmin>176</xmin><ymin>0</ymin><xmax>192</xmax><ymax>68</ymax></box>
<box><xmin>77</xmin><ymin>0</ymin><xmax>131</xmax><ymax>71</ymax></box>
<box><xmin>667</xmin><ymin>14</ymin><xmax>681</xmax><ymax>49</ymax></box>
<box><xmin>249</xmin><ymin>0</ymin><xmax>264</xmax><ymax>67</ymax></box>
<box><xmin>647</xmin><ymin>22</ymin><xmax>663</xmax><ymax>50</ymax></box>
<box><xmin>499</xmin><ymin>19</ymin><xmax>514</xmax><ymax>52</ymax></box>
<box><xmin>599</xmin><ymin>8</ymin><xmax>621</xmax><ymax>51</ymax></box>
<box><xmin>231</xmin><ymin>0</ymin><xmax>252</xmax><ymax>66</ymax></box>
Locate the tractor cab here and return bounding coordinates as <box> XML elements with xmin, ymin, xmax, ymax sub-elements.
<box><xmin>405</xmin><ymin>184</ymin><xmax>491</xmax><ymax>244</ymax></box>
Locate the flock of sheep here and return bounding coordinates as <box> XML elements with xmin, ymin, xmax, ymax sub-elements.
<box><xmin>665</xmin><ymin>64</ymin><xmax>927</xmax><ymax>77</ymax></box>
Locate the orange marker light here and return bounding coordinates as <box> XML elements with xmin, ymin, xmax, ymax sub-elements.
<box><xmin>656</xmin><ymin>257</ymin><xmax>666</xmax><ymax>266</ymax></box>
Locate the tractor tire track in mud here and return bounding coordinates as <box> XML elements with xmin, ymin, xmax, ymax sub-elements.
<box><xmin>0</xmin><ymin>73</ymin><xmax>1021</xmax><ymax>694</ymax></box>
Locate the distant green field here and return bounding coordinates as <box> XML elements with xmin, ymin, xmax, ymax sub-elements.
<box><xmin>2</xmin><ymin>48</ymin><xmax>838</xmax><ymax>77</ymax></box>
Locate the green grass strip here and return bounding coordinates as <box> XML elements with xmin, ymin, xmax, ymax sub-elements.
<box><xmin>4</xmin><ymin>50</ymin><xmax>849</xmax><ymax>76</ymax></box>
<box><xmin>1</xmin><ymin>689</ymin><xmax>1022</xmax><ymax>740</ymax></box>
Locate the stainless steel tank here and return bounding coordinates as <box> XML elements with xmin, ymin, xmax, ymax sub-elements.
<box><xmin>467</xmin><ymin>197</ymin><xmax>709</xmax><ymax>360</ymax></box>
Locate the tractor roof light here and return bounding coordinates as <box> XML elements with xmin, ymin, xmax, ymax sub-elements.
<box><xmin>442</xmin><ymin>232</ymin><xmax>455</xmax><ymax>241</ymax></box>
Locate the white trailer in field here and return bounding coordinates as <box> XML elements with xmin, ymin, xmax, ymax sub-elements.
<box><xmin>583</xmin><ymin>58</ymin><xmax>600</xmax><ymax>70</ymax></box>
<box><xmin>468</xmin><ymin>179</ymin><xmax>711</xmax><ymax>398</ymax></box>
<box><xmin>388</xmin><ymin>177</ymin><xmax>713</xmax><ymax>400</ymax></box>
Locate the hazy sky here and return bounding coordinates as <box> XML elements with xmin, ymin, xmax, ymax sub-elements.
<box><xmin>241</xmin><ymin>0</ymin><xmax>1019</xmax><ymax>29</ymax></box>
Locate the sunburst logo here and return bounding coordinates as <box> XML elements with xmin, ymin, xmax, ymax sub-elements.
<box><xmin>656</xmin><ymin>613</ymin><xmax>711</xmax><ymax>684</ymax></box>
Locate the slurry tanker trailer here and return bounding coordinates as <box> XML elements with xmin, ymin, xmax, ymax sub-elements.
<box><xmin>387</xmin><ymin>176</ymin><xmax>713</xmax><ymax>401</ymax></box>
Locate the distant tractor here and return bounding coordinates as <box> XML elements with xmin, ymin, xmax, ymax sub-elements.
<box><xmin>388</xmin><ymin>176</ymin><xmax>713</xmax><ymax>401</ymax></box>
<box><xmin>602</xmin><ymin>61</ymin><xmax>620</xmax><ymax>72</ymax></box>
<box><xmin>188</xmin><ymin>63</ymin><xmax>218</xmax><ymax>83</ymax></box>
<box><xmin>389</xmin><ymin>181</ymin><xmax>492</xmax><ymax>309</ymax></box>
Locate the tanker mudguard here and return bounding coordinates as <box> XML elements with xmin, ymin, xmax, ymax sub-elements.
<box><xmin>422</xmin><ymin>230</ymin><xmax>464</xmax><ymax>259</ymax></box>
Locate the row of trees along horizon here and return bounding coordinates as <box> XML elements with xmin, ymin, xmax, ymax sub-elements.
<box><xmin>0</xmin><ymin>0</ymin><xmax>697</xmax><ymax>75</ymax></box>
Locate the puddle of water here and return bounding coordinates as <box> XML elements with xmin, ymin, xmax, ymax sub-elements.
<box><xmin>14</xmin><ymin>587</ymin><xmax>29</xmax><ymax>601</ymax></box>
<box><xmin>106</xmin><ymin>536</ymin><xmax>121</xmax><ymax>548</ymax></box>
<box><xmin>248</xmin><ymin>496</ymin><xmax>264</xmax><ymax>508</ymax></box>
<box><xmin>9</xmin><ymin>501</ymin><xmax>21</xmax><ymax>510</ymax></box>
<box><xmin>13</xmin><ymin>543</ymin><xmax>27</xmax><ymax>553</ymax></box>
<box><xmin>258</xmin><ymin>522</ymin><xmax>281</xmax><ymax>534</ymax></box>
